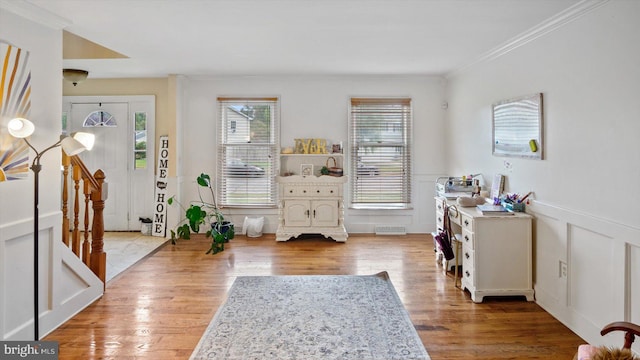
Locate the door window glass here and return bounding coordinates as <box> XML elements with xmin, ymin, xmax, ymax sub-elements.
<box><xmin>134</xmin><ymin>112</ymin><xmax>147</xmax><ymax>169</ymax></box>
<box><xmin>83</xmin><ymin>110</ymin><xmax>117</xmax><ymax>127</ymax></box>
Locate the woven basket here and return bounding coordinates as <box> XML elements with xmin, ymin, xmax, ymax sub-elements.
<box><xmin>326</xmin><ymin>157</ymin><xmax>343</xmax><ymax>177</ymax></box>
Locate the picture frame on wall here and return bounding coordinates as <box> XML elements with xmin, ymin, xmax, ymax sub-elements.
<box><xmin>0</xmin><ymin>41</ymin><xmax>31</xmax><ymax>182</ymax></box>
<box><xmin>300</xmin><ymin>164</ymin><xmax>313</xmax><ymax>176</ymax></box>
<box><xmin>492</xmin><ymin>93</ymin><xmax>543</xmax><ymax>160</ymax></box>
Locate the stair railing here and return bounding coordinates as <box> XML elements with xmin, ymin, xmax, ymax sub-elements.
<box><xmin>61</xmin><ymin>152</ymin><xmax>107</xmax><ymax>287</ymax></box>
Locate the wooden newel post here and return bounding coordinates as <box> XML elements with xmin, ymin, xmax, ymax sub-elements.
<box><xmin>72</xmin><ymin>165</ymin><xmax>81</xmax><ymax>252</ymax></box>
<box><xmin>61</xmin><ymin>152</ymin><xmax>71</xmax><ymax>246</ymax></box>
<box><xmin>90</xmin><ymin>170</ymin><xmax>107</xmax><ymax>287</ymax></box>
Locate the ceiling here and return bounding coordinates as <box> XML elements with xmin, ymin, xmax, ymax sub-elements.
<box><xmin>20</xmin><ymin>0</ymin><xmax>585</xmax><ymax>79</ymax></box>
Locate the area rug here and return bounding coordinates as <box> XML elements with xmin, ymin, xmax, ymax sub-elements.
<box><xmin>190</xmin><ymin>271</ymin><xmax>430</xmax><ymax>360</ymax></box>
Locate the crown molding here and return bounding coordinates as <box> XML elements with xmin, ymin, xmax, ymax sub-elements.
<box><xmin>447</xmin><ymin>0</ymin><xmax>610</xmax><ymax>79</ymax></box>
<box><xmin>0</xmin><ymin>0</ymin><xmax>71</xmax><ymax>30</ymax></box>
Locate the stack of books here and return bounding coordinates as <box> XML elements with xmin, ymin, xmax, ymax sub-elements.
<box><xmin>476</xmin><ymin>204</ymin><xmax>514</xmax><ymax>215</ymax></box>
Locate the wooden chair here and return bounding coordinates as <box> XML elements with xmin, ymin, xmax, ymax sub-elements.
<box><xmin>575</xmin><ymin>321</ymin><xmax>640</xmax><ymax>359</ymax></box>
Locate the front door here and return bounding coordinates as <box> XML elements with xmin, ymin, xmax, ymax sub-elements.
<box><xmin>68</xmin><ymin>102</ymin><xmax>130</xmax><ymax>230</ymax></box>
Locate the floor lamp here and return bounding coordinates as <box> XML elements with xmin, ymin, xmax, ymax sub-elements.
<box><xmin>7</xmin><ymin>118</ymin><xmax>95</xmax><ymax>340</ymax></box>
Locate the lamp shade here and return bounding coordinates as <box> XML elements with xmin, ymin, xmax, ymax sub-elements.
<box><xmin>60</xmin><ymin>137</ymin><xmax>87</xmax><ymax>156</ymax></box>
<box><xmin>7</xmin><ymin>118</ymin><xmax>35</xmax><ymax>138</ymax></box>
<box><xmin>71</xmin><ymin>132</ymin><xmax>95</xmax><ymax>151</ymax></box>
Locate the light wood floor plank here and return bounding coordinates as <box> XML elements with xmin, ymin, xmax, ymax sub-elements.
<box><xmin>45</xmin><ymin>234</ymin><xmax>585</xmax><ymax>359</ymax></box>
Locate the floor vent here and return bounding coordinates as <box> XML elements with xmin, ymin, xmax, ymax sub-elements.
<box><xmin>375</xmin><ymin>226</ymin><xmax>407</xmax><ymax>235</ymax></box>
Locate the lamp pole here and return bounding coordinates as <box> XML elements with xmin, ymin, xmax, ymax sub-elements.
<box><xmin>31</xmin><ymin>162</ymin><xmax>41</xmax><ymax>341</ymax></box>
<box><xmin>23</xmin><ymin>138</ymin><xmax>63</xmax><ymax>341</ymax></box>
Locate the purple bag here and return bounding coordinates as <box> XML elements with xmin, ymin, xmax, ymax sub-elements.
<box><xmin>435</xmin><ymin>230</ymin><xmax>454</xmax><ymax>261</ymax></box>
<box><xmin>435</xmin><ymin>204</ymin><xmax>455</xmax><ymax>261</ymax></box>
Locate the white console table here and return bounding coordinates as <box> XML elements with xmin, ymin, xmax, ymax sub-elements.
<box><xmin>276</xmin><ymin>175</ymin><xmax>348</xmax><ymax>242</ymax></box>
<box><xmin>435</xmin><ymin>197</ymin><xmax>534</xmax><ymax>303</ymax></box>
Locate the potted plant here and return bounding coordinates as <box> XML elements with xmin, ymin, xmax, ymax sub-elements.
<box><xmin>168</xmin><ymin>173</ymin><xmax>234</xmax><ymax>254</ymax></box>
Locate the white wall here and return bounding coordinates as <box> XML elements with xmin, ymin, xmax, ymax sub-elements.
<box><xmin>0</xmin><ymin>12</ymin><xmax>63</xmax><ymax>225</ymax></box>
<box><xmin>0</xmin><ymin>7</ymin><xmax>102</xmax><ymax>340</ymax></box>
<box><xmin>446</xmin><ymin>1</ymin><xmax>640</xmax><ymax>351</ymax></box>
<box><xmin>176</xmin><ymin>75</ymin><xmax>447</xmax><ymax>234</ymax></box>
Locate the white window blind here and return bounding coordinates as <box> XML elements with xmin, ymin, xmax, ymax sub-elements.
<box><xmin>217</xmin><ymin>97</ymin><xmax>279</xmax><ymax>207</ymax></box>
<box><xmin>350</xmin><ymin>98</ymin><xmax>412</xmax><ymax>208</ymax></box>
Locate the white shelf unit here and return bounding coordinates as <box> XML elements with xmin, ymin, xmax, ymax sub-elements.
<box><xmin>276</xmin><ymin>153</ymin><xmax>348</xmax><ymax>242</ymax></box>
<box><xmin>279</xmin><ymin>153</ymin><xmax>344</xmax><ymax>177</ymax></box>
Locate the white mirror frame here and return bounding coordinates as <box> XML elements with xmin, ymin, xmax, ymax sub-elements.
<box><xmin>492</xmin><ymin>93</ymin><xmax>543</xmax><ymax>160</ymax></box>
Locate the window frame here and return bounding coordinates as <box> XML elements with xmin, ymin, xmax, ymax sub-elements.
<box><xmin>349</xmin><ymin>97</ymin><xmax>412</xmax><ymax>210</ymax></box>
<box><xmin>217</xmin><ymin>97</ymin><xmax>280</xmax><ymax>208</ymax></box>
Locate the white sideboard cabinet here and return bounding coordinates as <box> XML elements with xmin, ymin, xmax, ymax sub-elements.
<box><xmin>435</xmin><ymin>197</ymin><xmax>534</xmax><ymax>303</ymax></box>
<box><xmin>276</xmin><ymin>174</ymin><xmax>348</xmax><ymax>242</ymax></box>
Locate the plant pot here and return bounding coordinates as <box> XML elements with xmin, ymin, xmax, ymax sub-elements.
<box><xmin>212</xmin><ymin>221</ymin><xmax>234</xmax><ymax>242</ymax></box>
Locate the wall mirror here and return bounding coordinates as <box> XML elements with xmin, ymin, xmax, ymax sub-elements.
<box><xmin>492</xmin><ymin>93</ymin><xmax>543</xmax><ymax>160</ymax></box>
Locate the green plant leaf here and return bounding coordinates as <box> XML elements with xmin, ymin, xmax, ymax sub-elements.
<box><xmin>168</xmin><ymin>196</ymin><xmax>175</xmax><ymax>205</ymax></box>
<box><xmin>206</xmin><ymin>231</ymin><xmax>226</xmax><ymax>254</ymax></box>
<box><xmin>185</xmin><ymin>205</ymin><xmax>206</xmax><ymax>232</ymax></box>
<box><xmin>197</xmin><ymin>173</ymin><xmax>211</xmax><ymax>187</ymax></box>
<box><xmin>176</xmin><ymin>224</ymin><xmax>191</xmax><ymax>239</ymax></box>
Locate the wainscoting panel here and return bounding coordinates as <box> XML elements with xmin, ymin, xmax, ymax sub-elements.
<box><xmin>415</xmin><ymin>175</ymin><xmax>440</xmax><ymax>233</ymax></box>
<box><xmin>532</xmin><ymin>211</ymin><xmax>566</xmax><ymax>306</ymax></box>
<box><xmin>1</xmin><ymin>228</ymin><xmax>33</xmax><ymax>337</ymax></box>
<box><xmin>569</xmin><ymin>225</ymin><xmax>616</xmax><ymax>327</ymax></box>
<box><xmin>528</xmin><ymin>201</ymin><xmax>640</xmax><ymax>352</ymax></box>
<box><xmin>631</xmin><ymin>243</ymin><xmax>640</xmax><ymax>325</ymax></box>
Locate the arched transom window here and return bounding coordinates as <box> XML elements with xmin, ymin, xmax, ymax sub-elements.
<box><xmin>83</xmin><ymin>110</ymin><xmax>117</xmax><ymax>127</ymax></box>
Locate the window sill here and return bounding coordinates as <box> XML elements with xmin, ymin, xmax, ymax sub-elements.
<box><xmin>349</xmin><ymin>204</ymin><xmax>413</xmax><ymax>211</ymax></box>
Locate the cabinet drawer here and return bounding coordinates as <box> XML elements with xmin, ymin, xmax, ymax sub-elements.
<box><xmin>436</xmin><ymin>211</ymin><xmax>445</xmax><ymax>231</ymax></box>
<box><xmin>283</xmin><ymin>185</ymin><xmax>298</xmax><ymax>196</ymax></box>
<box><xmin>283</xmin><ymin>185</ymin><xmax>312</xmax><ymax>197</ymax></box>
<box><xmin>461</xmin><ymin>228</ymin><xmax>474</xmax><ymax>249</ymax></box>
<box><xmin>461</xmin><ymin>214</ymin><xmax>473</xmax><ymax>231</ymax></box>
<box><xmin>462</xmin><ymin>247</ymin><xmax>475</xmax><ymax>284</ymax></box>
<box><xmin>312</xmin><ymin>185</ymin><xmax>339</xmax><ymax>197</ymax></box>
<box><xmin>436</xmin><ymin>198</ymin><xmax>447</xmax><ymax>212</ymax></box>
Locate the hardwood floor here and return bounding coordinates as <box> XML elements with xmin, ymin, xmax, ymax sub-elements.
<box><xmin>45</xmin><ymin>234</ymin><xmax>585</xmax><ymax>359</ymax></box>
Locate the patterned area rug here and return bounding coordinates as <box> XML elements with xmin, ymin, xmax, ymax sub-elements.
<box><xmin>190</xmin><ymin>272</ymin><xmax>430</xmax><ymax>360</ymax></box>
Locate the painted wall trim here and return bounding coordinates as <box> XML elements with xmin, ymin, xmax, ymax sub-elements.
<box><xmin>447</xmin><ymin>0</ymin><xmax>610</xmax><ymax>78</ymax></box>
<box><xmin>0</xmin><ymin>0</ymin><xmax>71</xmax><ymax>30</ymax></box>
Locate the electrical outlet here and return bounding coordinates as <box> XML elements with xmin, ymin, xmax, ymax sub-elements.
<box><xmin>559</xmin><ymin>261</ymin><xmax>568</xmax><ymax>278</ymax></box>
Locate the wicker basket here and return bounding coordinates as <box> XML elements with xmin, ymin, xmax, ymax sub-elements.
<box><xmin>326</xmin><ymin>157</ymin><xmax>343</xmax><ymax>177</ymax></box>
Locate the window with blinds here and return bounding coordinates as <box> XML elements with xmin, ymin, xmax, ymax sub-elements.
<box><xmin>217</xmin><ymin>97</ymin><xmax>279</xmax><ymax>207</ymax></box>
<box><xmin>350</xmin><ymin>98</ymin><xmax>412</xmax><ymax>209</ymax></box>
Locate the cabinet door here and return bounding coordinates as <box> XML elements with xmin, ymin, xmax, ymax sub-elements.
<box><xmin>284</xmin><ymin>200</ymin><xmax>311</xmax><ymax>227</ymax></box>
<box><xmin>474</xmin><ymin>217</ymin><xmax>532</xmax><ymax>290</ymax></box>
<box><xmin>312</xmin><ymin>200</ymin><xmax>339</xmax><ymax>227</ymax></box>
